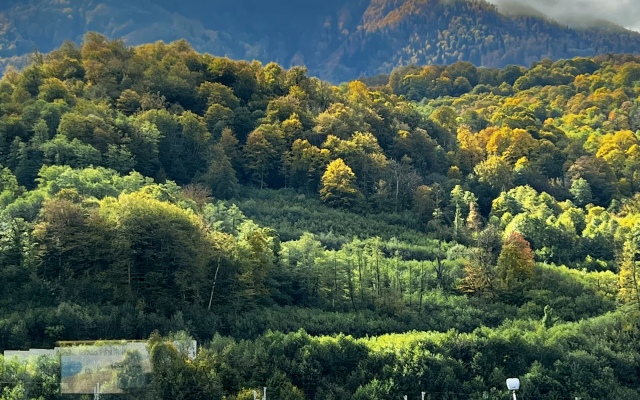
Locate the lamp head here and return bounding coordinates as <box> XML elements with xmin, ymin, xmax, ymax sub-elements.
<box><xmin>506</xmin><ymin>378</ymin><xmax>520</xmax><ymax>391</ymax></box>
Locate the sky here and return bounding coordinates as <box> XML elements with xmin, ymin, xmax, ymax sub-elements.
<box><xmin>488</xmin><ymin>0</ymin><xmax>640</xmax><ymax>32</ymax></box>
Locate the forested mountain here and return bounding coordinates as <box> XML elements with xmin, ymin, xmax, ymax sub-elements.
<box><xmin>1</xmin><ymin>35</ymin><xmax>640</xmax><ymax>399</ymax></box>
<box><xmin>2</xmin><ymin>0</ymin><xmax>640</xmax><ymax>81</ymax></box>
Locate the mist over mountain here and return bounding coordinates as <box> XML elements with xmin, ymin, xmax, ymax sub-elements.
<box><xmin>1</xmin><ymin>0</ymin><xmax>640</xmax><ymax>81</ymax></box>
<box><xmin>489</xmin><ymin>0</ymin><xmax>640</xmax><ymax>32</ymax></box>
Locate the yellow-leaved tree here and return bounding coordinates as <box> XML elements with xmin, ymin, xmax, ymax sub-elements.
<box><xmin>496</xmin><ymin>231</ymin><xmax>535</xmax><ymax>294</ymax></box>
<box><xmin>320</xmin><ymin>158</ymin><xmax>362</xmax><ymax>208</ymax></box>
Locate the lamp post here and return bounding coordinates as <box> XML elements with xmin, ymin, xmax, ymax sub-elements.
<box><xmin>253</xmin><ymin>387</ymin><xmax>267</xmax><ymax>400</ymax></box>
<box><xmin>506</xmin><ymin>378</ymin><xmax>520</xmax><ymax>400</ymax></box>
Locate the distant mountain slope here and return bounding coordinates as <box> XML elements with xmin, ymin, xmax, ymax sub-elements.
<box><xmin>328</xmin><ymin>0</ymin><xmax>640</xmax><ymax>79</ymax></box>
<box><xmin>1</xmin><ymin>0</ymin><xmax>640</xmax><ymax>81</ymax></box>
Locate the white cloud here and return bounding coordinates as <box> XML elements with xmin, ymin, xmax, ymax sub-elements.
<box><xmin>488</xmin><ymin>0</ymin><xmax>640</xmax><ymax>32</ymax></box>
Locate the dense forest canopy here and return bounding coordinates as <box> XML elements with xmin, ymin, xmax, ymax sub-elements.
<box><xmin>0</xmin><ymin>33</ymin><xmax>640</xmax><ymax>399</ymax></box>
<box><xmin>2</xmin><ymin>0</ymin><xmax>640</xmax><ymax>81</ymax></box>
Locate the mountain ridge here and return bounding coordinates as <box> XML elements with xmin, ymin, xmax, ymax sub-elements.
<box><xmin>1</xmin><ymin>0</ymin><xmax>640</xmax><ymax>81</ymax></box>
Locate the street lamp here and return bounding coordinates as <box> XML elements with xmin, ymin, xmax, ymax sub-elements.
<box><xmin>506</xmin><ymin>378</ymin><xmax>520</xmax><ymax>400</ymax></box>
<box><xmin>252</xmin><ymin>387</ymin><xmax>266</xmax><ymax>400</ymax></box>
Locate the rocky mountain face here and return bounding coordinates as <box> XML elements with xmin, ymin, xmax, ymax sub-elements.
<box><xmin>1</xmin><ymin>0</ymin><xmax>640</xmax><ymax>81</ymax></box>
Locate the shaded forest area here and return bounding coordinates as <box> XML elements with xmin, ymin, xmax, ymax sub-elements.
<box><xmin>0</xmin><ymin>34</ymin><xmax>640</xmax><ymax>399</ymax></box>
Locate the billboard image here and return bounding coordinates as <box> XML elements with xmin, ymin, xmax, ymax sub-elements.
<box><xmin>57</xmin><ymin>340</ymin><xmax>196</xmax><ymax>394</ymax></box>
<box><xmin>59</xmin><ymin>343</ymin><xmax>150</xmax><ymax>394</ymax></box>
<box><xmin>4</xmin><ymin>339</ymin><xmax>197</xmax><ymax>394</ymax></box>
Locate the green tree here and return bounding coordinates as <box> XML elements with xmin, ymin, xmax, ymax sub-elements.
<box><xmin>235</xmin><ymin>221</ymin><xmax>277</xmax><ymax>304</ymax></box>
<box><xmin>38</xmin><ymin>77</ymin><xmax>74</xmax><ymax>104</ymax></box>
<box><xmin>99</xmin><ymin>192</ymin><xmax>213</xmax><ymax>312</ymax></box>
<box><xmin>0</xmin><ymin>165</ymin><xmax>21</xmax><ymax>208</ymax></box>
<box><xmin>244</xmin><ymin>129</ymin><xmax>278</xmax><ymax>189</ymax></box>
<box><xmin>33</xmin><ymin>196</ymin><xmax>111</xmax><ymax>301</ymax></box>
<box><xmin>106</xmin><ymin>144</ymin><xmax>135</xmax><ymax>174</ymax></box>
<box><xmin>313</xmin><ymin>103</ymin><xmax>368</xmax><ymax>141</ymax></box>
<box><xmin>148</xmin><ymin>332</ymin><xmax>217</xmax><ymax>400</ymax></box>
<box><xmin>619</xmin><ymin>237</ymin><xmax>640</xmax><ymax>310</ymax></box>
<box><xmin>198</xmin><ymin>81</ymin><xmax>240</xmax><ymax>110</ymax></box>
<box><xmin>32</xmin><ymin>119</ymin><xmax>49</xmax><ymax>146</ymax></box>
<box><xmin>44</xmin><ymin>40</ymin><xmax>85</xmax><ymax>81</ymax></box>
<box><xmin>57</xmin><ymin>112</ymin><xmax>118</xmax><ymax>153</ymax></box>
<box><xmin>117</xmin><ymin>89</ymin><xmax>143</xmax><ymax>115</ymax></box>
<box><xmin>41</xmin><ymin>134</ymin><xmax>102</xmax><ymax>168</ymax></box>
<box><xmin>201</xmin><ymin>144</ymin><xmax>239</xmax><ymax>199</ymax></box>
<box><xmin>567</xmin><ymin>156</ymin><xmax>619</xmax><ymax>207</ymax></box>
<box><xmin>129</xmin><ymin>119</ymin><xmax>162</xmax><ymax>178</ymax></box>
<box><xmin>204</xmin><ymin>103</ymin><xmax>234</xmax><ymax>139</ymax></box>
<box><xmin>570</xmin><ymin>177</ymin><xmax>594</xmax><ymax>207</ymax></box>
<box><xmin>284</xmin><ymin>139</ymin><xmax>330</xmax><ymax>191</ymax></box>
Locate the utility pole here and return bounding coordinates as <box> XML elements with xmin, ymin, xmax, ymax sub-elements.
<box><xmin>263</xmin><ymin>386</ymin><xmax>267</xmax><ymax>400</ymax></box>
<box><xmin>94</xmin><ymin>383</ymin><xmax>100</xmax><ymax>400</ymax></box>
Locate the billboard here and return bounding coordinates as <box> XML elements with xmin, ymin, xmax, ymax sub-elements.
<box><xmin>57</xmin><ymin>340</ymin><xmax>197</xmax><ymax>394</ymax></box>
<box><xmin>59</xmin><ymin>342</ymin><xmax>150</xmax><ymax>394</ymax></box>
<box><xmin>3</xmin><ymin>349</ymin><xmax>56</xmax><ymax>361</ymax></box>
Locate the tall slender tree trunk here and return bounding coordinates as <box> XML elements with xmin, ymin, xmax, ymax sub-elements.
<box><xmin>358</xmin><ymin>250</ymin><xmax>364</xmax><ymax>304</ymax></box>
<box><xmin>346</xmin><ymin>260</ymin><xmax>356</xmax><ymax>310</ymax></box>
<box><xmin>208</xmin><ymin>254</ymin><xmax>222</xmax><ymax>311</ymax></box>
<box><xmin>633</xmin><ymin>259</ymin><xmax>640</xmax><ymax>311</ymax></box>
<box><xmin>333</xmin><ymin>252</ymin><xmax>337</xmax><ymax>311</ymax></box>
<box><xmin>419</xmin><ymin>262</ymin><xmax>425</xmax><ymax>314</ymax></box>
<box><xmin>395</xmin><ymin>172</ymin><xmax>400</xmax><ymax>212</ymax></box>
<box><xmin>408</xmin><ymin>262</ymin><xmax>413</xmax><ymax>307</ymax></box>
<box><xmin>375</xmin><ymin>249</ymin><xmax>381</xmax><ymax>298</ymax></box>
<box><xmin>395</xmin><ymin>252</ymin><xmax>402</xmax><ymax>304</ymax></box>
<box><xmin>435</xmin><ymin>239</ymin><xmax>445</xmax><ymax>288</ymax></box>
